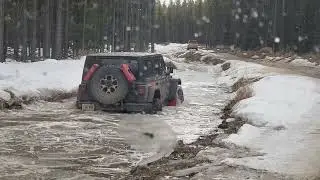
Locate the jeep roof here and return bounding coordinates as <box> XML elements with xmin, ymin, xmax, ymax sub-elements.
<box><xmin>86</xmin><ymin>52</ymin><xmax>162</xmax><ymax>60</ymax></box>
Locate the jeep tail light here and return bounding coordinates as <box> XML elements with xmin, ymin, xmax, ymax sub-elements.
<box><xmin>136</xmin><ymin>85</ymin><xmax>146</xmax><ymax>96</ymax></box>
<box><xmin>83</xmin><ymin>64</ymin><xmax>99</xmax><ymax>81</ymax></box>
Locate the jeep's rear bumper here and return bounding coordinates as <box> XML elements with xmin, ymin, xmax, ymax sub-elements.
<box><xmin>76</xmin><ymin>101</ymin><xmax>153</xmax><ymax>113</ymax></box>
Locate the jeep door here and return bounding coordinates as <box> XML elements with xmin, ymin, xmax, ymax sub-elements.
<box><xmin>155</xmin><ymin>56</ymin><xmax>170</xmax><ymax>103</ymax></box>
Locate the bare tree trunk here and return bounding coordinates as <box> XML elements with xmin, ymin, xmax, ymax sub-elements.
<box><xmin>82</xmin><ymin>0</ymin><xmax>87</xmax><ymax>50</ymax></box>
<box><xmin>14</xmin><ymin>37</ymin><xmax>19</xmax><ymax>60</ymax></box>
<box><xmin>31</xmin><ymin>0</ymin><xmax>37</xmax><ymax>62</ymax></box>
<box><xmin>99</xmin><ymin>0</ymin><xmax>105</xmax><ymax>52</ymax></box>
<box><xmin>124</xmin><ymin>0</ymin><xmax>129</xmax><ymax>51</ymax></box>
<box><xmin>151</xmin><ymin>0</ymin><xmax>155</xmax><ymax>53</ymax></box>
<box><xmin>0</xmin><ymin>0</ymin><xmax>4</xmax><ymax>62</ymax></box>
<box><xmin>44</xmin><ymin>0</ymin><xmax>51</xmax><ymax>58</ymax></box>
<box><xmin>112</xmin><ymin>6</ymin><xmax>116</xmax><ymax>51</ymax></box>
<box><xmin>63</xmin><ymin>0</ymin><xmax>69</xmax><ymax>58</ymax></box>
<box><xmin>54</xmin><ymin>0</ymin><xmax>63</xmax><ymax>60</ymax></box>
<box><xmin>22</xmin><ymin>0</ymin><xmax>28</xmax><ymax>62</ymax></box>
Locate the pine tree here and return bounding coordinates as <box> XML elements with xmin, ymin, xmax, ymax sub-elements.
<box><xmin>0</xmin><ymin>0</ymin><xmax>4</xmax><ymax>62</ymax></box>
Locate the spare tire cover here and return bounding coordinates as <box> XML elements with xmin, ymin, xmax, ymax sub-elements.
<box><xmin>88</xmin><ymin>66</ymin><xmax>129</xmax><ymax>105</ymax></box>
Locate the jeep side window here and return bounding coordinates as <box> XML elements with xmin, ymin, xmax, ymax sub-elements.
<box><xmin>154</xmin><ymin>59</ymin><xmax>161</xmax><ymax>75</ymax></box>
<box><xmin>140</xmin><ymin>60</ymin><xmax>153</xmax><ymax>77</ymax></box>
<box><xmin>159</xmin><ymin>58</ymin><xmax>166</xmax><ymax>75</ymax></box>
<box><xmin>128</xmin><ymin>60</ymin><xmax>138</xmax><ymax>76</ymax></box>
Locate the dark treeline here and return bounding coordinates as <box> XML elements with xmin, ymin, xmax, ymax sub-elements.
<box><xmin>0</xmin><ymin>0</ymin><xmax>155</xmax><ymax>62</ymax></box>
<box><xmin>155</xmin><ymin>0</ymin><xmax>320</xmax><ymax>53</ymax></box>
<box><xmin>1</xmin><ymin>0</ymin><xmax>320</xmax><ymax>62</ymax></box>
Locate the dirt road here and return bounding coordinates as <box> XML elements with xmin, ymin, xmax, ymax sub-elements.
<box><xmin>220</xmin><ymin>53</ymin><xmax>320</xmax><ymax>78</ymax></box>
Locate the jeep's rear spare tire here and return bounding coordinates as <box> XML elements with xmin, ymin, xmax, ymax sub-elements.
<box><xmin>89</xmin><ymin>66</ymin><xmax>129</xmax><ymax>105</ymax></box>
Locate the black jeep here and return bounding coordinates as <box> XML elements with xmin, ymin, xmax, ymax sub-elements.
<box><xmin>76</xmin><ymin>52</ymin><xmax>184</xmax><ymax>113</ymax></box>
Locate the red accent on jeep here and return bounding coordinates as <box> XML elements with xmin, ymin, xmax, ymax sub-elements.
<box><xmin>120</xmin><ymin>64</ymin><xmax>136</xmax><ymax>83</ymax></box>
<box><xmin>83</xmin><ymin>64</ymin><xmax>99</xmax><ymax>81</ymax></box>
<box><xmin>167</xmin><ymin>99</ymin><xmax>177</xmax><ymax>106</ymax></box>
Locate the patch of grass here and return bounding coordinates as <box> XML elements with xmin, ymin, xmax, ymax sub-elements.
<box><xmin>222</xmin><ymin>85</ymin><xmax>254</xmax><ymax>120</ymax></box>
<box><xmin>219</xmin><ymin>85</ymin><xmax>254</xmax><ymax>135</ymax></box>
<box><xmin>231</xmin><ymin>77</ymin><xmax>262</xmax><ymax>92</ymax></box>
<box><xmin>219</xmin><ymin>117</ymin><xmax>247</xmax><ymax>134</ymax></box>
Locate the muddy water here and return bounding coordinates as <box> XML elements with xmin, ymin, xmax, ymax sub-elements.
<box><xmin>0</xmin><ymin>64</ymin><xmax>228</xmax><ymax>179</ymax></box>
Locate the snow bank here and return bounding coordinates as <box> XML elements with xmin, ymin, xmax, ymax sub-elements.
<box><xmin>155</xmin><ymin>43</ymin><xmax>187</xmax><ymax>54</ymax></box>
<box><xmin>215</xmin><ymin>60</ymin><xmax>276</xmax><ymax>88</ymax></box>
<box><xmin>290</xmin><ymin>58</ymin><xmax>317</xmax><ymax>67</ymax></box>
<box><xmin>224</xmin><ymin>75</ymin><xmax>320</xmax><ymax>177</ymax></box>
<box><xmin>0</xmin><ymin>90</ymin><xmax>11</xmax><ymax>102</ymax></box>
<box><xmin>0</xmin><ymin>59</ymin><xmax>84</xmax><ymax>101</ymax></box>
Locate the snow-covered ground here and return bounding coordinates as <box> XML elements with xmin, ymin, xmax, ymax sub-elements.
<box><xmin>158</xmin><ymin>43</ymin><xmax>320</xmax><ymax>178</ymax></box>
<box><xmin>214</xmin><ymin>60</ymin><xmax>277</xmax><ymax>87</ymax></box>
<box><xmin>155</xmin><ymin>43</ymin><xmax>188</xmax><ymax>55</ymax></box>
<box><xmin>0</xmin><ymin>58</ymin><xmax>85</xmax><ymax>101</ymax></box>
<box><xmin>155</xmin><ymin>44</ymin><xmax>320</xmax><ymax>178</ymax></box>
<box><xmin>0</xmin><ymin>43</ymin><xmax>319</xmax><ymax>178</ymax></box>
<box><xmin>224</xmin><ymin>74</ymin><xmax>320</xmax><ymax>178</ymax></box>
<box><xmin>290</xmin><ymin>58</ymin><xmax>318</xmax><ymax>67</ymax></box>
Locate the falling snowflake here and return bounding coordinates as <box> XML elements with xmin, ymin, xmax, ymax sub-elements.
<box><xmin>259</xmin><ymin>21</ymin><xmax>264</xmax><ymax>27</ymax></box>
<box><xmin>202</xmin><ymin>16</ymin><xmax>210</xmax><ymax>23</ymax></box>
<box><xmin>251</xmin><ymin>9</ymin><xmax>258</xmax><ymax>18</ymax></box>
<box><xmin>235</xmin><ymin>14</ymin><xmax>240</xmax><ymax>20</ymax></box>
<box><xmin>236</xmin><ymin>32</ymin><xmax>240</xmax><ymax>38</ymax></box>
